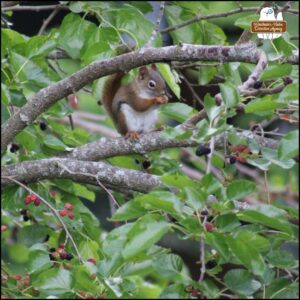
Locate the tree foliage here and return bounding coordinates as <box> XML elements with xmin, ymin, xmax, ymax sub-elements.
<box><xmin>1</xmin><ymin>1</ymin><xmax>299</xmax><ymax>299</ymax></box>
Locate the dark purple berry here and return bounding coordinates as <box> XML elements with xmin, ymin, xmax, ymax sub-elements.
<box><xmin>39</xmin><ymin>122</ymin><xmax>47</xmax><ymax>131</ymax></box>
<box><xmin>23</xmin><ymin>216</ymin><xmax>30</xmax><ymax>222</ymax></box>
<box><xmin>142</xmin><ymin>160</ymin><xmax>151</xmax><ymax>169</ymax></box>
<box><xmin>196</xmin><ymin>145</ymin><xmax>211</xmax><ymax>157</ymax></box>
<box><xmin>253</xmin><ymin>81</ymin><xmax>263</xmax><ymax>89</ymax></box>
<box><xmin>283</xmin><ymin>77</ymin><xmax>293</xmax><ymax>85</ymax></box>
<box><xmin>229</xmin><ymin>155</ymin><xmax>237</xmax><ymax>164</ymax></box>
<box><xmin>20</xmin><ymin>209</ymin><xmax>27</xmax><ymax>216</ymax></box>
<box><xmin>9</xmin><ymin>143</ymin><xmax>19</xmax><ymax>153</ymax></box>
<box><xmin>65</xmin><ymin>253</ymin><xmax>74</xmax><ymax>261</ymax></box>
<box><xmin>201</xmin><ymin>209</ymin><xmax>209</xmax><ymax>216</ymax></box>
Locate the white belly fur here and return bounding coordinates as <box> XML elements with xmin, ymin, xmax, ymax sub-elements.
<box><xmin>121</xmin><ymin>104</ymin><xmax>157</xmax><ymax>133</ymax></box>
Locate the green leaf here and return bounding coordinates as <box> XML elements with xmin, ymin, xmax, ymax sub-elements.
<box><xmin>206</xmin><ymin>232</ymin><xmax>230</xmax><ymax>261</ymax></box>
<box><xmin>33</xmin><ymin>269</ymin><xmax>71</xmax><ymax>295</ymax></box>
<box><xmin>226</xmin><ymin>180</ymin><xmax>256</xmax><ymax>201</ymax></box>
<box><xmin>157</xmin><ymin>63</ymin><xmax>180</xmax><ymax>99</ymax></box>
<box><xmin>1</xmin><ymin>84</ymin><xmax>11</xmax><ymax>105</ymax></box>
<box><xmin>58</xmin><ymin>13</ymin><xmax>96</xmax><ymax>59</ymax></box>
<box><xmin>111</xmin><ymin>200</ymin><xmax>147</xmax><ymax>221</ymax></box>
<box><xmin>204</xmin><ymin>93</ymin><xmax>222</xmax><ymax>122</ymax></box>
<box><xmin>215</xmin><ymin>213</ymin><xmax>241</xmax><ymax>232</ymax></box>
<box><xmin>122</xmin><ymin>214</ymin><xmax>170</xmax><ymax>260</ymax></box>
<box><xmin>280</xmin><ymin>83</ymin><xmax>299</xmax><ymax>101</ymax></box>
<box><xmin>267</xmin><ymin>249</ymin><xmax>298</xmax><ymax>268</ymax></box>
<box><xmin>135</xmin><ymin>191</ymin><xmax>183</xmax><ymax>216</ymax></box>
<box><xmin>184</xmin><ymin>186</ymin><xmax>206</xmax><ymax>211</ymax></box>
<box><xmin>220</xmin><ymin>82</ymin><xmax>240</xmax><ymax>108</ymax></box>
<box><xmin>237</xmin><ymin>204</ymin><xmax>294</xmax><ymax>236</ymax></box>
<box><xmin>72</xmin><ymin>265</ymin><xmax>101</xmax><ymax>292</ymax></box>
<box><xmin>73</xmin><ymin>183</ymin><xmax>95</xmax><ymax>202</ymax></box>
<box><xmin>9</xmin><ymin>243</ymin><xmax>30</xmax><ymax>263</ymax></box>
<box><xmin>260</xmin><ymin>64</ymin><xmax>292</xmax><ymax>81</ymax></box>
<box><xmin>28</xmin><ymin>250</ymin><xmax>52</xmax><ymax>273</ymax></box>
<box><xmin>44</xmin><ymin>134</ymin><xmax>72</xmax><ymax>151</ymax></box>
<box><xmin>25</xmin><ymin>34</ymin><xmax>57</xmax><ymax>58</ymax></box>
<box><xmin>79</xmin><ymin>240</ymin><xmax>100</xmax><ymax>260</ymax></box>
<box><xmin>235</xmin><ymin>14</ymin><xmax>258</xmax><ymax>30</ymax></box>
<box><xmin>278</xmin><ymin>130</ymin><xmax>299</xmax><ymax>160</ymax></box>
<box><xmin>10</xmin><ymin>52</ymin><xmax>55</xmax><ymax>87</ymax></box>
<box><xmin>262</xmin><ymin>147</ymin><xmax>296</xmax><ymax>169</ymax></box>
<box><xmin>161</xmin><ymin>173</ymin><xmax>197</xmax><ymax>189</ymax></box>
<box><xmin>227</xmin><ymin>231</ymin><xmax>266</xmax><ymax>276</ymax></box>
<box><xmin>198</xmin><ymin>66</ymin><xmax>217</xmax><ymax>85</ymax></box>
<box><xmin>244</xmin><ymin>96</ymin><xmax>286</xmax><ymax>113</ymax></box>
<box><xmin>160</xmin><ymin>102</ymin><xmax>195</xmax><ymax>123</ymax></box>
<box><xmin>18</xmin><ymin>225</ymin><xmax>51</xmax><ymax>247</ymax></box>
<box><xmin>224</xmin><ymin>269</ymin><xmax>261</xmax><ymax>296</ymax></box>
<box><xmin>152</xmin><ymin>253</ymin><xmax>183</xmax><ymax>279</ymax></box>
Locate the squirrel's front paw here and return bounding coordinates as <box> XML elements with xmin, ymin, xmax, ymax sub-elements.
<box><xmin>125</xmin><ymin>131</ymin><xmax>139</xmax><ymax>140</ymax></box>
<box><xmin>155</xmin><ymin>96</ymin><xmax>168</xmax><ymax>105</ymax></box>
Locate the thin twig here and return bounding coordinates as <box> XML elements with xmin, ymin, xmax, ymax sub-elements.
<box><xmin>146</xmin><ymin>1</ymin><xmax>165</xmax><ymax>47</ymax></box>
<box><xmin>160</xmin><ymin>6</ymin><xmax>298</xmax><ymax>34</ymax></box>
<box><xmin>56</xmin><ymin>160</ymin><xmax>119</xmax><ymax>208</ymax></box>
<box><xmin>38</xmin><ymin>5</ymin><xmax>60</xmax><ymax>35</ymax></box>
<box><xmin>180</xmin><ymin>75</ymin><xmax>204</xmax><ymax>106</ymax></box>
<box><xmin>2</xmin><ymin>176</ymin><xmax>83</xmax><ymax>263</ymax></box>
<box><xmin>1</xmin><ymin>4</ymin><xmax>68</xmax><ymax>12</ymax></box>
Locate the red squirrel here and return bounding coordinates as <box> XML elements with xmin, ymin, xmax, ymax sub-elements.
<box><xmin>101</xmin><ymin>64</ymin><xmax>168</xmax><ymax>139</ymax></box>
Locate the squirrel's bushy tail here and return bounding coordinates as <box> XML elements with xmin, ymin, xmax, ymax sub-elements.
<box><xmin>101</xmin><ymin>72</ymin><xmax>124</xmax><ymax>120</ymax></box>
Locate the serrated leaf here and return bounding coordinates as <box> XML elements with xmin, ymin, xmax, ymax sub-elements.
<box><xmin>220</xmin><ymin>82</ymin><xmax>240</xmax><ymax>108</ymax></box>
<box><xmin>278</xmin><ymin>130</ymin><xmax>299</xmax><ymax>160</ymax></box>
<box><xmin>224</xmin><ymin>269</ymin><xmax>261</xmax><ymax>296</ymax></box>
<box><xmin>111</xmin><ymin>200</ymin><xmax>147</xmax><ymax>221</ymax></box>
<box><xmin>33</xmin><ymin>269</ymin><xmax>71</xmax><ymax>295</ymax></box>
<box><xmin>122</xmin><ymin>214</ymin><xmax>170</xmax><ymax>260</ymax></box>
<box><xmin>260</xmin><ymin>64</ymin><xmax>292</xmax><ymax>80</ymax></box>
<box><xmin>160</xmin><ymin>102</ymin><xmax>195</xmax><ymax>123</ymax></box>
<box><xmin>226</xmin><ymin>180</ymin><xmax>256</xmax><ymax>201</ymax></box>
<box><xmin>244</xmin><ymin>96</ymin><xmax>286</xmax><ymax>113</ymax></box>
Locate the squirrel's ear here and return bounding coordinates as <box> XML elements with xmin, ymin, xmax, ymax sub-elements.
<box><xmin>151</xmin><ymin>64</ymin><xmax>157</xmax><ymax>70</ymax></box>
<box><xmin>138</xmin><ymin>66</ymin><xmax>148</xmax><ymax>80</ymax></box>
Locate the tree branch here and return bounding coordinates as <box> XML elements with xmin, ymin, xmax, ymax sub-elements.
<box><xmin>1</xmin><ymin>158</ymin><xmax>162</xmax><ymax>193</ymax></box>
<box><xmin>2</xmin><ymin>43</ymin><xmax>276</xmax><ymax>152</ymax></box>
<box><xmin>1</xmin><ymin>4</ymin><xmax>68</xmax><ymax>12</ymax></box>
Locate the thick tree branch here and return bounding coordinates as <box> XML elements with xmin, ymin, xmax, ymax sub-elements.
<box><xmin>2</xmin><ymin>44</ymin><xmax>274</xmax><ymax>152</ymax></box>
<box><xmin>1</xmin><ymin>158</ymin><xmax>161</xmax><ymax>193</ymax></box>
<box><xmin>62</xmin><ymin>130</ymin><xmax>279</xmax><ymax>162</ymax></box>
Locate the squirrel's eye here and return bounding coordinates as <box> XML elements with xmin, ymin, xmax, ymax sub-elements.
<box><xmin>148</xmin><ymin>80</ymin><xmax>156</xmax><ymax>89</ymax></box>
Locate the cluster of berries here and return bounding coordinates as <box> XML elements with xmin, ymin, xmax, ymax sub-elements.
<box><xmin>59</xmin><ymin>203</ymin><xmax>74</xmax><ymax>219</ymax></box>
<box><xmin>24</xmin><ymin>194</ymin><xmax>41</xmax><ymax>206</ymax></box>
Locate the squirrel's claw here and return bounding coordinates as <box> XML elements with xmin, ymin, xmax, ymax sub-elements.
<box><xmin>155</xmin><ymin>96</ymin><xmax>168</xmax><ymax>105</ymax></box>
<box><xmin>125</xmin><ymin>131</ymin><xmax>139</xmax><ymax>140</ymax></box>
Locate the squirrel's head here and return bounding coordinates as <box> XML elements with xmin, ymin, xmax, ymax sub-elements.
<box><xmin>136</xmin><ymin>64</ymin><xmax>168</xmax><ymax>99</ymax></box>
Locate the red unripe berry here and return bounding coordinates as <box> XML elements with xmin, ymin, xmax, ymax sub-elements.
<box><xmin>50</xmin><ymin>190</ymin><xmax>57</xmax><ymax>197</ymax></box>
<box><xmin>64</xmin><ymin>203</ymin><xmax>73</xmax><ymax>210</ymax></box>
<box><xmin>59</xmin><ymin>210</ymin><xmax>68</xmax><ymax>217</ymax></box>
<box><xmin>30</xmin><ymin>194</ymin><xmax>37</xmax><ymax>201</ymax></box>
<box><xmin>1</xmin><ymin>225</ymin><xmax>8</xmax><ymax>231</ymax></box>
<box><xmin>58</xmin><ymin>243</ymin><xmax>65</xmax><ymax>249</ymax></box>
<box><xmin>34</xmin><ymin>198</ymin><xmax>41</xmax><ymax>206</ymax></box>
<box><xmin>24</xmin><ymin>195</ymin><xmax>32</xmax><ymax>205</ymax></box>
<box><xmin>87</xmin><ymin>258</ymin><xmax>96</xmax><ymax>264</ymax></box>
<box><xmin>14</xmin><ymin>274</ymin><xmax>22</xmax><ymax>280</ymax></box>
<box><xmin>204</xmin><ymin>222</ymin><xmax>214</xmax><ymax>232</ymax></box>
<box><xmin>68</xmin><ymin>212</ymin><xmax>75</xmax><ymax>220</ymax></box>
<box><xmin>90</xmin><ymin>273</ymin><xmax>97</xmax><ymax>280</ymax></box>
